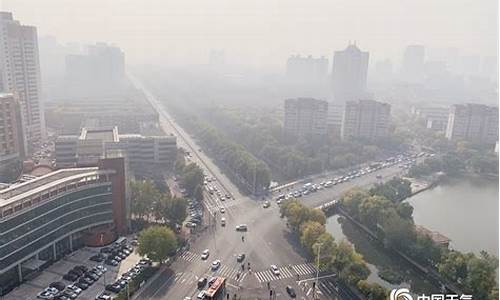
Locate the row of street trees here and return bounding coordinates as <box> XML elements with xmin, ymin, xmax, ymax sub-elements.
<box><xmin>279</xmin><ymin>199</ymin><xmax>388</xmax><ymax>298</ymax></box>
<box><xmin>340</xmin><ymin>180</ymin><xmax>498</xmax><ymax>299</ymax></box>
<box><xmin>199</xmin><ymin>106</ymin><xmax>408</xmax><ymax>181</ymax></box>
<box><xmin>130</xmin><ymin>179</ymin><xmax>188</xmax><ymax>227</ymax></box>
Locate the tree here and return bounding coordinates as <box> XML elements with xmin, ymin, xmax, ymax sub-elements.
<box><xmin>167</xmin><ymin>197</ymin><xmax>188</xmax><ymax>225</ymax></box>
<box><xmin>137</xmin><ymin>226</ymin><xmax>178</xmax><ymax>264</ymax></box>
<box><xmin>130</xmin><ymin>180</ymin><xmax>159</xmax><ymax>220</ymax></box>
<box><xmin>357</xmin><ymin>280</ymin><xmax>388</xmax><ymax>300</ymax></box>
<box><xmin>340</xmin><ymin>188</ymin><xmax>370</xmax><ymax>217</ymax></box>
<box><xmin>463</xmin><ymin>251</ymin><xmax>498</xmax><ymax>299</ymax></box>
<box><xmin>193</xmin><ymin>184</ymin><xmax>204</xmax><ymax>202</ymax></box>
<box><xmin>300</xmin><ymin>221</ymin><xmax>326</xmax><ymax>253</ymax></box>
<box><xmin>181</xmin><ymin>163</ymin><xmax>204</xmax><ymax>196</ymax></box>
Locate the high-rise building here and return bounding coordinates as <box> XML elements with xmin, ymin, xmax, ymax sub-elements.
<box><xmin>284</xmin><ymin>98</ymin><xmax>328</xmax><ymax>138</ymax></box>
<box><xmin>0</xmin><ymin>12</ymin><xmax>44</xmax><ymax>153</ymax></box>
<box><xmin>331</xmin><ymin>43</ymin><xmax>369</xmax><ymax>102</ymax></box>
<box><xmin>65</xmin><ymin>43</ymin><xmax>125</xmax><ymax>91</ymax></box>
<box><xmin>401</xmin><ymin>45</ymin><xmax>426</xmax><ymax>84</ymax></box>
<box><xmin>0</xmin><ymin>93</ymin><xmax>26</xmax><ymax>181</ymax></box>
<box><xmin>286</xmin><ymin>55</ymin><xmax>329</xmax><ymax>82</ymax></box>
<box><xmin>445</xmin><ymin>104</ymin><xmax>498</xmax><ymax>145</ymax></box>
<box><xmin>341</xmin><ymin>100</ymin><xmax>391</xmax><ymax>140</ymax></box>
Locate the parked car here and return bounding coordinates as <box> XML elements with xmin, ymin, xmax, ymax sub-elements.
<box><xmin>286</xmin><ymin>286</ymin><xmax>297</xmax><ymax>298</ymax></box>
<box><xmin>236</xmin><ymin>253</ymin><xmax>245</xmax><ymax>262</ymax></box>
<box><xmin>197</xmin><ymin>277</ymin><xmax>207</xmax><ymax>289</ymax></box>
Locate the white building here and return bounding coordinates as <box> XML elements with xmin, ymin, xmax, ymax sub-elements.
<box><xmin>284</xmin><ymin>98</ymin><xmax>328</xmax><ymax>138</ymax></box>
<box><xmin>0</xmin><ymin>12</ymin><xmax>44</xmax><ymax>153</ymax></box>
<box><xmin>55</xmin><ymin>127</ymin><xmax>177</xmax><ymax>168</ymax></box>
<box><xmin>341</xmin><ymin>100</ymin><xmax>391</xmax><ymax>140</ymax></box>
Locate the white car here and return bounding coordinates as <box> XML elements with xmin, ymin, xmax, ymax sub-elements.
<box><xmin>270</xmin><ymin>265</ymin><xmax>280</xmax><ymax>276</ymax></box>
<box><xmin>211</xmin><ymin>260</ymin><xmax>221</xmax><ymax>270</ymax></box>
<box><xmin>197</xmin><ymin>291</ymin><xmax>206</xmax><ymax>300</ymax></box>
<box><xmin>67</xmin><ymin>285</ymin><xmax>82</xmax><ymax>295</ymax></box>
<box><xmin>37</xmin><ymin>291</ymin><xmax>54</xmax><ymax>300</ymax></box>
<box><xmin>220</xmin><ymin>207</ymin><xmax>225</xmax><ymax>213</ymax></box>
<box><xmin>201</xmin><ymin>249</ymin><xmax>210</xmax><ymax>260</ymax></box>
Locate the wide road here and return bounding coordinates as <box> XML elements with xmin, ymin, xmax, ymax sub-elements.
<box><xmin>129</xmin><ymin>75</ymin><xmax>337</xmax><ymax>300</ymax></box>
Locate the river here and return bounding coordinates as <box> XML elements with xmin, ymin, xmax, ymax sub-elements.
<box><xmin>407</xmin><ymin>176</ymin><xmax>498</xmax><ymax>256</ymax></box>
<box><xmin>325</xmin><ymin>176</ymin><xmax>498</xmax><ymax>292</ymax></box>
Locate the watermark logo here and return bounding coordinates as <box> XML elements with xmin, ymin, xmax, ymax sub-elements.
<box><xmin>390</xmin><ymin>288</ymin><xmax>413</xmax><ymax>300</ymax></box>
<box><xmin>390</xmin><ymin>288</ymin><xmax>473</xmax><ymax>300</ymax></box>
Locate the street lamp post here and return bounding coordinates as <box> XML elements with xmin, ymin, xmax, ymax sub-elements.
<box><xmin>314</xmin><ymin>242</ymin><xmax>323</xmax><ymax>300</ymax></box>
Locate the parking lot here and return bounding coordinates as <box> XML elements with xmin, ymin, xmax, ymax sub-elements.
<box><xmin>5</xmin><ymin>241</ymin><xmax>143</xmax><ymax>300</ymax></box>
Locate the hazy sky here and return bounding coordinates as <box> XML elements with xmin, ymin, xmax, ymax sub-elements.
<box><xmin>1</xmin><ymin>0</ymin><xmax>498</xmax><ymax>68</ymax></box>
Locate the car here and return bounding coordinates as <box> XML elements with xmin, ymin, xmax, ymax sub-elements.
<box><xmin>105</xmin><ymin>284</ymin><xmax>122</xmax><ymax>293</ymax></box>
<box><xmin>95</xmin><ymin>292</ymin><xmax>112</xmax><ymax>300</ymax></box>
<box><xmin>66</xmin><ymin>285</ymin><xmax>82</xmax><ymax>295</ymax></box>
<box><xmin>105</xmin><ymin>259</ymin><xmax>119</xmax><ymax>266</ymax></box>
<box><xmin>236</xmin><ymin>253</ymin><xmax>245</xmax><ymax>262</ymax></box>
<box><xmin>37</xmin><ymin>291</ymin><xmax>55</xmax><ymax>300</ymax></box>
<box><xmin>85</xmin><ymin>272</ymin><xmax>99</xmax><ymax>281</ymax></box>
<box><xmin>235</xmin><ymin>224</ymin><xmax>248</xmax><ymax>231</ymax></box>
<box><xmin>61</xmin><ymin>292</ymin><xmax>77</xmax><ymax>300</ymax></box>
<box><xmin>69</xmin><ymin>269</ymin><xmax>84</xmax><ymax>277</ymax></box>
<box><xmin>74</xmin><ymin>282</ymin><xmax>88</xmax><ymax>290</ymax></box>
<box><xmin>49</xmin><ymin>282</ymin><xmax>66</xmax><ymax>292</ymax></box>
<box><xmin>197</xmin><ymin>291</ymin><xmax>206</xmax><ymax>300</ymax></box>
<box><xmin>89</xmin><ymin>254</ymin><xmax>104</xmax><ymax>262</ymax></box>
<box><xmin>219</xmin><ymin>207</ymin><xmax>225</xmax><ymax>213</ymax></box>
<box><xmin>208</xmin><ymin>277</ymin><xmax>217</xmax><ymax>287</ymax></box>
<box><xmin>211</xmin><ymin>260</ymin><xmax>221</xmax><ymax>270</ymax></box>
<box><xmin>55</xmin><ymin>296</ymin><xmax>70</xmax><ymax>300</ymax></box>
<box><xmin>270</xmin><ymin>265</ymin><xmax>280</xmax><ymax>276</ymax></box>
<box><xmin>276</xmin><ymin>199</ymin><xmax>283</xmax><ymax>205</ymax></box>
<box><xmin>201</xmin><ymin>249</ymin><xmax>210</xmax><ymax>260</ymax></box>
<box><xmin>262</xmin><ymin>201</ymin><xmax>270</xmax><ymax>208</ymax></box>
<box><xmin>197</xmin><ymin>277</ymin><xmax>207</xmax><ymax>288</ymax></box>
<box><xmin>285</xmin><ymin>285</ymin><xmax>297</xmax><ymax>298</ymax></box>
<box><xmin>95</xmin><ymin>265</ymin><xmax>107</xmax><ymax>272</ymax></box>
<box><xmin>184</xmin><ymin>298</ymin><xmax>192</xmax><ymax>300</ymax></box>
<box><xmin>220</xmin><ymin>217</ymin><xmax>226</xmax><ymax>226</ymax></box>
<box><xmin>79</xmin><ymin>277</ymin><xmax>94</xmax><ymax>285</ymax></box>
<box><xmin>63</xmin><ymin>273</ymin><xmax>79</xmax><ymax>282</ymax></box>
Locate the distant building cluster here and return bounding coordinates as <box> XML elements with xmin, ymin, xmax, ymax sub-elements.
<box><xmin>65</xmin><ymin>43</ymin><xmax>125</xmax><ymax>92</ymax></box>
<box><xmin>55</xmin><ymin>126</ymin><xmax>177</xmax><ymax>168</ymax></box>
<box><xmin>411</xmin><ymin>105</ymin><xmax>450</xmax><ymax>131</ymax></box>
<box><xmin>283</xmin><ymin>98</ymin><xmax>392</xmax><ymax>141</ymax></box>
<box><xmin>286</xmin><ymin>55</ymin><xmax>329</xmax><ymax>82</ymax></box>
<box><xmin>44</xmin><ymin>91</ymin><xmax>159</xmax><ymax>135</ymax></box>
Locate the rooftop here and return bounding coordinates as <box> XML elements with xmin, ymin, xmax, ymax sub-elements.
<box><xmin>0</xmin><ymin>167</ymin><xmax>106</xmax><ymax>208</ymax></box>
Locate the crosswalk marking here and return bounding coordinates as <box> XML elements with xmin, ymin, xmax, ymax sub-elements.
<box><xmin>254</xmin><ymin>263</ymin><xmax>321</xmax><ymax>283</ymax></box>
<box><xmin>179</xmin><ymin>251</ymin><xmax>200</xmax><ymax>262</ymax></box>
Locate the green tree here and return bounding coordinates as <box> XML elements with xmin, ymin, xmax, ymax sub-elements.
<box><xmin>181</xmin><ymin>163</ymin><xmax>204</xmax><ymax>196</ymax></box>
<box><xmin>300</xmin><ymin>221</ymin><xmax>326</xmax><ymax>253</ymax></box>
<box><xmin>130</xmin><ymin>180</ymin><xmax>159</xmax><ymax>220</ymax></box>
<box><xmin>193</xmin><ymin>184</ymin><xmax>204</xmax><ymax>202</ymax></box>
<box><xmin>357</xmin><ymin>280</ymin><xmax>388</xmax><ymax>300</ymax></box>
<box><xmin>137</xmin><ymin>226</ymin><xmax>178</xmax><ymax>264</ymax></box>
<box><xmin>167</xmin><ymin>196</ymin><xmax>188</xmax><ymax>225</ymax></box>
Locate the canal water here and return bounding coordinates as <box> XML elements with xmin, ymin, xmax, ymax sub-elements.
<box><xmin>325</xmin><ymin>176</ymin><xmax>498</xmax><ymax>292</ymax></box>
<box><xmin>407</xmin><ymin>177</ymin><xmax>498</xmax><ymax>256</ymax></box>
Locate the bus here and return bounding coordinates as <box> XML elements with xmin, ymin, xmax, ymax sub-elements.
<box><xmin>204</xmin><ymin>277</ymin><xmax>226</xmax><ymax>300</ymax></box>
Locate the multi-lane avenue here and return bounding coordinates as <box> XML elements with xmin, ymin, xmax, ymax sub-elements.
<box><xmin>128</xmin><ymin>74</ymin><xmax>419</xmax><ymax>300</ymax></box>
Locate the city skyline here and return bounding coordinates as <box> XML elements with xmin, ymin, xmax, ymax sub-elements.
<box><xmin>0</xmin><ymin>0</ymin><xmax>497</xmax><ymax>67</ymax></box>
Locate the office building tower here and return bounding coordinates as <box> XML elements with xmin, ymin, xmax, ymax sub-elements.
<box><xmin>331</xmin><ymin>43</ymin><xmax>369</xmax><ymax>102</ymax></box>
<box><xmin>401</xmin><ymin>45</ymin><xmax>426</xmax><ymax>83</ymax></box>
<box><xmin>284</xmin><ymin>98</ymin><xmax>328</xmax><ymax>138</ymax></box>
<box><xmin>341</xmin><ymin>100</ymin><xmax>391</xmax><ymax>140</ymax></box>
<box><xmin>445</xmin><ymin>103</ymin><xmax>498</xmax><ymax>145</ymax></box>
<box><xmin>0</xmin><ymin>12</ymin><xmax>44</xmax><ymax>152</ymax></box>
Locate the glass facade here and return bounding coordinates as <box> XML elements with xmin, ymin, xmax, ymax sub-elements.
<box><xmin>0</xmin><ymin>184</ymin><xmax>113</xmax><ymax>272</ymax></box>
